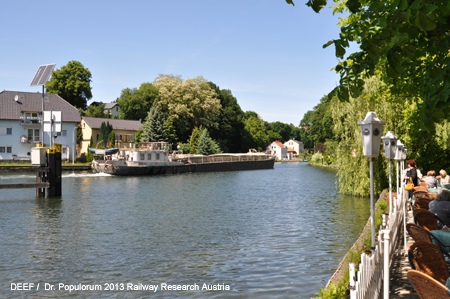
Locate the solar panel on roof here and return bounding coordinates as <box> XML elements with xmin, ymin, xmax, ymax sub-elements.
<box><xmin>30</xmin><ymin>64</ymin><xmax>56</xmax><ymax>86</ymax></box>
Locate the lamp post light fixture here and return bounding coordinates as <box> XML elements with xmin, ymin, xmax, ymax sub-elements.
<box><xmin>394</xmin><ymin>140</ymin><xmax>404</xmax><ymax>199</ymax></box>
<box><xmin>382</xmin><ymin>131</ymin><xmax>398</xmax><ymax>215</ymax></box>
<box><xmin>357</xmin><ymin>112</ymin><xmax>386</xmax><ymax>251</ymax></box>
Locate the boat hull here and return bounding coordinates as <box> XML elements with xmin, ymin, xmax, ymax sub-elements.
<box><xmin>91</xmin><ymin>159</ymin><xmax>275</xmax><ymax>175</ymax></box>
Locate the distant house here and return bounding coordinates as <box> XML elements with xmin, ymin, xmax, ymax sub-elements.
<box><xmin>266</xmin><ymin>140</ymin><xmax>288</xmax><ymax>160</ymax></box>
<box><xmin>287</xmin><ymin>147</ymin><xmax>296</xmax><ymax>160</ymax></box>
<box><xmin>81</xmin><ymin>117</ymin><xmax>142</xmax><ymax>153</ymax></box>
<box><xmin>104</xmin><ymin>102</ymin><xmax>120</xmax><ymax>118</ymax></box>
<box><xmin>284</xmin><ymin>139</ymin><xmax>304</xmax><ymax>155</ymax></box>
<box><xmin>0</xmin><ymin>90</ymin><xmax>81</xmax><ymax>160</ymax></box>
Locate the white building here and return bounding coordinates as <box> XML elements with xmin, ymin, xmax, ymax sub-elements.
<box><xmin>104</xmin><ymin>102</ymin><xmax>120</xmax><ymax>118</ymax></box>
<box><xmin>266</xmin><ymin>140</ymin><xmax>288</xmax><ymax>160</ymax></box>
<box><xmin>0</xmin><ymin>91</ymin><xmax>81</xmax><ymax>161</ymax></box>
<box><xmin>284</xmin><ymin>139</ymin><xmax>304</xmax><ymax>155</ymax></box>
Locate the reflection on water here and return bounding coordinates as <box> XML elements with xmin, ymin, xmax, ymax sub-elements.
<box><xmin>0</xmin><ymin>163</ymin><xmax>369</xmax><ymax>298</ymax></box>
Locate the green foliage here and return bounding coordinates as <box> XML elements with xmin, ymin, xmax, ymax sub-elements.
<box><xmin>76</xmin><ymin>123</ymin><xmax>83</xmax><ymax>144</ymax></box>
<box><xmin>288</xmin><ymin>0</ymin><xmax>450</xmax><ymax>129</ymax></box>
<box><xmin>242</xmin><ymin>114</ymin><xmax>270</xmax><ymax>152</ymax></box>
<box><xmin>313</xmin><ymin>282</ymin><xmax>348</xmax><ymax>299</ymax></box>
<box><xmin>177</xmin><ymin>142</ymin><xmax>191</xmax><ymax>154</ymax></box>
<box><xmin>189</xmin><ymin>127</ymin><xmax>201</xmax><ymax>154</ymax></box>
<box><xmin>208</xmin><ymin>82</ymin><xmax>245</xmax><ymax>152</ymax></box>
<box><xmin>86</xmin><ymin>136</ymin><xmax>94</xmax><ymax>162</ymax></box>
<box><xmin>153</xmin><ymin>74</ymin><xmax>221</xmax><ymax>142</ymax></box>
<box><xmin>117</xmin><ymin>82</ymin><xmax>159</xmax><ymax>121</ymax></box>
<box><xmin>134</xmin><ymin>128</ymin><xmax>142</xmax><ymax>143</ymax></box>
<box><xmin>164</xmin><ymin>116</ymin><xmax>178</xmax><ymax>144</ymax></box>
<box><xmin>99</xmin><ymin>121</ymin><xmax>113</xmax><ymax>148</ymax></box>
<box><xmin>141</xmin><ymin>104</ymin><xmax>167</xmax><ymax>142</ymax></box>
<box><xmin>197</xmin><ymin>128</ymin><xmax>222</xmax><ymax>155</ymax></box>
<box><xmin>85</xmin><ymin>104</ymin><xmax>110</xmax><ymax>118</ymax></box>
<box><xmin>108</xmin><ymin>130</ymin><xmax>115</xmax><ymax>147</ymax></box>
<box><xmin>45</xmin><ymin>60</ymin><xmax>92</xmax><ymax>110</ymax></box>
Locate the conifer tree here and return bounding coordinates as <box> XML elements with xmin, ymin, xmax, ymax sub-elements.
<box><xmin>197</xmin><ymin>128</ymin><xmax>221</xmax><ymax>155</ymax></box>
<box><xmin>189</xmin><ymin>127</ymin><xmax>200</xmax><ymax>154</ymax></box>
<box><xmin>142</xmin><ymin>105</ymin><xmax>167</xmax><ymax>142</ymax></box>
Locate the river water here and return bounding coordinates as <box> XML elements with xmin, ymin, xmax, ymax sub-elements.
<box><xmin>0</xmin><ymin>162</ymin><xmax>369</xmax><ymax>298</ymax></box>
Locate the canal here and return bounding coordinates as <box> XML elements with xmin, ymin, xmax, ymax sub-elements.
<box><xmin>0</xmin><ymin>162</ymin><xmax>370</xmax><ymax>298</ymax></box>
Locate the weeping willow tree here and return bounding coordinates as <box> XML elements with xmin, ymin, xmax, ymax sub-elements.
<box><xmin>331</xmin><ymin>77</ymin><xmax>406</xmax><ymax>196</ymax></box>
<box><xmin>330</xmin><ymin>75</ymin><xmax>450</xmax><ymax>196</ymax></box>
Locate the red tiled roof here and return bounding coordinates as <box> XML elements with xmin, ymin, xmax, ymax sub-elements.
<box><xmin>273</xmin><ymin>141</ymin><xmax>285</xmax><ymax>148</ymax></box>
<box><xmin>287</xmin><ymin>147</ymin><xmax>296</xmax><ymax>152</ymax></box>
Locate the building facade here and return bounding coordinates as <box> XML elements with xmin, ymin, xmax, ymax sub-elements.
<box><xmin>266</xmin><ymin>141</ymin><xmax>288</xmax><ymax>160</ymax></box>
<box><xmin>0</xmin><ymin>91</ymin><xmax>81</xmax><ymax>160</ymax></box>
<box><xmin>104</xmin><ymin>102</ymin><xmax>120</xmax><ymax>118</ymax></box>
<box><xmin>81</xmin><ymin>117</ymin><xmax>142</xmax><ymax>153</ymax></box>
<box><xmin>284</xmin><ymin>139</ymin><xmax>304</xmax><ymax>155</ymax></box>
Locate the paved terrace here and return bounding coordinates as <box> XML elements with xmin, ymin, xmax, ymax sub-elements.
<box><xmin>389</xmin><ymin>208</ymin><xmax>419</xmax><ymax>298</ymax></box>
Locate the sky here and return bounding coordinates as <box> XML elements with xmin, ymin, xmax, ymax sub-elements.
<box><xmin>1</xmin><ymin>0</ymin><xmax>357</xmax><ymax>126</ymax></box>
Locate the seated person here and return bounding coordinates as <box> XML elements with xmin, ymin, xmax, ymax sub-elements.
<box><xmin>440</xmin><ymin>169</ymin><xmax>450</xmax><ymax>185</ymax></box>
<box><xmin>429</xmin><ymin>189</ymin><xmax>450</xmax><ymax>227</ymax></box>
<box><xmin>422</xmin><ymin>170</ymin><xmax>439</xmax><ymax>188</ymax></box>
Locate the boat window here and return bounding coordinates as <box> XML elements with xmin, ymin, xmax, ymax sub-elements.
<box><xmin>156</xmin><ymin>153</ymin><xmax>160</xmax><ymax>160</ymax></box>
<box><xmin>147</xmin><ymin>153</ymin><xmax>151</xmax><ymax>160</ymax></box>
<box><xmin>140</xmin><ymin>153</ymin><xmax>145</xmax><ymax>160</ymax></box>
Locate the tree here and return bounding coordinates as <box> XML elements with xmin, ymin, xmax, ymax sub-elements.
<box><xmin>287</xmin><ymin>0</ymin><xmax>450</xmax><ymax>129</ymax></box>
<box><xmin>108</xmin><ymin>130</ymin><xmax>115</xmax><ymax>147</ymax></box>
<box><xmin>141</xmin><ymin>104</ymin><xmax>167</xmax><ymax>142</ymax></box>
<box><xmin>45</xmin><ymin>60</ymin><xmax>92</xmax><ymax>110</ymax></box>
<box><xmin>153</xmin><ymin>74</ymin><xmax>221</xmax><ymax>142</ymax></box>
<box><xmin>99</xmin><ymin>121</ymin><xmax>113</xmax><ymax>148</ymax></box>
<box><xmin>164</xmin><ymin>116</ymin><xmax>178</xmax><ymax>144</ymax></box>
<box><xmin>85</xmin><ymin>104</ymin><xmax>110</xmax><ymax>118</ymax></box>
<box><xmin>189</xmin><ymin>127</ymin><xmax>201</xmax><ymax>154</ymax></box>
<box><xmin>242</xmin><ymin>115</ymin><xmax>270</xmax><ymax>152</ymax></box>
<box><xmin>208</xmin><ymin>82</ymin><xmax>245</xmax><ymax>153</ymax></box>
<box><xmin>117</xmin><ymin>82</ymin><xmax>159</xmax><ymax>121</ymax></box>
<box><xmin>197</xmin><ymin>128</ymin><xmax>222</xmax><ymax>155</ymax></box>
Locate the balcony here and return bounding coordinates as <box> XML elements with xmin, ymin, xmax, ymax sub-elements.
<box><xmin>20</xmin><ymin>135</ymin><xmax>40</xmax><ymax>144</ymax></box>
<box><xmin>20</xmin><ymin>117</ymin><xmax>42</xmax><ymax>126</ymax></box>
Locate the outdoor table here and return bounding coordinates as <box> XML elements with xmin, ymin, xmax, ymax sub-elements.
<box><xmin>430</xmin><ymin>230</ymin><xmax>450</xmax><ymax>261</ymax></box>
<box><xmin>428</xmin><ymin>188</ymin><xmax>440</xmax><ymax>194</ymax></box>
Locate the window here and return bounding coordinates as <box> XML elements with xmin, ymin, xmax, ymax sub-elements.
<box><xmin>82</xmin><ymin>123</ymin><xmax>85</xmax><ymax>128</ymax></box>
<box><xmin>140</xmin><ymin>153</ymin><xmax>145</xmax><ymax>160</ymax></box>
<box><xmin>116</xmin><ymin>107</ymin><xmax>118</xmax><ymax>112</ymax></box>
<box><xmin>62</xmin><ymin>148</ymin><xmax>67</xmax><ymax>154</ymax></box>
<box><xmin>6</xmin><ymin>128</ymin><xmax>12</xmax><ymax>135</ymax></box>
<box><xmin>62</xmin><ymin>129</ymin><xmax>67</xmax><ymax>136</ymax></box>
<box><xmin>27</xmin><ymin>129</ymin><xmax>40</xmax><ymax>142</ymax></box>
<box><xmin>156</xmin><ymin>153</ymin><xmax>160</xmax><ymax>160</ymax></box>
<box><xmin>0</xmin><ymin>146</ymin><xmax>11</xmax><ymax>153</ymax></box>
<box><xmin>96</xmin><ymin>134</ymin><xmax>99</xmax><ymax>142</ymax></box>
<box><xmin>147</xmin><ymin>153</ymin><xmax>151</xmax><ymax>160</ymax></box>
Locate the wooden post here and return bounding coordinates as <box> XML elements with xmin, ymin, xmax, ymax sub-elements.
<box><xmin>36</xmin><ymin>171</ymin><xmax>45</xmax><ymax>197</ymax></box>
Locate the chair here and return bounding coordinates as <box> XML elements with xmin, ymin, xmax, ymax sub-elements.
<box><xmin>415</xmin><ymin>197</ymin><xmax>432</xmax><ymax>210</ymax></box>
<box><xmin>407</xmin><ymin>223</ymin><xmax>433</xmax><ymax>243</ymax></box>
<box><xmin>420</xmin><ymin>181</ymin><xmax>429</xmax><ymax>188</ymax></box>
<box><xmin>408</xmin><ymin>241</ymin><xmax>450</xmax><ymax>283</ymax></box>
<box><xmin>427</xmin><ymin>192</ymin><xmax>438</xmax><ymax>200</ymax></box>
<box><xmin>414</xmin><ymin>209</ymin><xmax>440</xmax><ymax>231</ymax></box>
<box><xmin>407</xmin><ymin>270</ymin><xmax>450</xmax><ymax>298</ymax></box>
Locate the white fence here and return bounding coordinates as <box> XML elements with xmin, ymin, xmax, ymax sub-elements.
<box><xmin>349</xmin><ymin>184</ymin><xmax>407</xmax><ymax>299</ymax></box>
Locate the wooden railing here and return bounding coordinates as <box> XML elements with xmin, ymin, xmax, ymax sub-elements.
<box><xmin>349</xmin><ymin>184</ymin><xmax>407</xmax><ymax>299</ymax></box>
